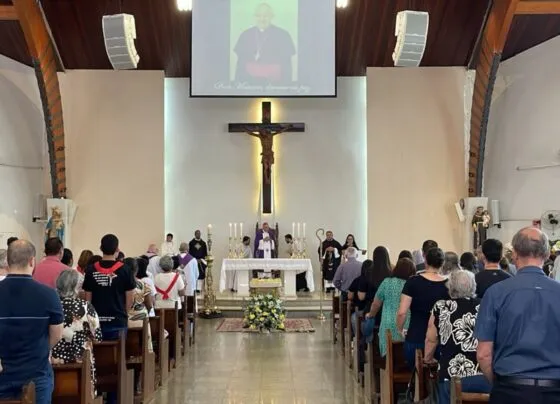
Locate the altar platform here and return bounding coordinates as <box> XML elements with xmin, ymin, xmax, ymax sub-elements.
<box><xmin>198</xmin><ymin>290</ymin><xmax>333</xmax><ymax>314</ymax></box>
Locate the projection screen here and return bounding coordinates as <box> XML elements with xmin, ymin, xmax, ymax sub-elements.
<box><xmin>191</xmin><ymin>0</ymin><xmax>336</xmax><ymax>97</ymax></box>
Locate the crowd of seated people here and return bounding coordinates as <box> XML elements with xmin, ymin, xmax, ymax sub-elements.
<box><xmin>0</xmin><ymin>232</ymin><xmax>200</xmax><ymax>404</ymax></box>
<box><xmin>333</xmin><ymin>228</ymin><xmax>560</xmax><ymax>403</ymax></box>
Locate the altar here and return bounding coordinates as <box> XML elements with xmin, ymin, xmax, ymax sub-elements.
<box><xmin>219</xmin><ymin>258</ymin><xmax>315</xmax><ymax>298</ymax></box>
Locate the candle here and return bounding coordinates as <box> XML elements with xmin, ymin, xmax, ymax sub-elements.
<box><xmin>292</xmin><ymin>222</ymin><xmax>295</xmax><ymax>236</ymax></box>
<box><xmin>229</xmin><ymin>223</ymin><xmax>232</xmax><ymax>238</ymax></box>
<box><xmin>297</xmin><ymin>222</ymin><xmax>301</xmax><ymax>238</ymax></box>
<box><xmin>240</xmin><ymin>223</ymin><xmax>243</xmax><ymax>238</ymax></box>
<box><xmin>208</xmin><ymin>224</ymin><xmax>212</xmax><ymax>233</ymax></box>
<box><xmin>234</xmin><ymin>223</ymin><xmax>238</xmax><ymax>238</ymax></box>
<box><xmin>303</xmin><ymin>222</ymin><xmax>306</xmax><ymax>238</ymax></box>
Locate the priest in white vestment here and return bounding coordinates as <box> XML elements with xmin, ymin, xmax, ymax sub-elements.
<box><xmin>177</xmin><ymin>242</ymin><xmax>199</xmax><ymax>297</ymax></box>
<box><xmin>160</xmin><ymin>233</ymin><xmax>177</xmax><ymax>257</ymax></box>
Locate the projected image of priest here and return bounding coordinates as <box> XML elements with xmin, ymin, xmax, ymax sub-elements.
<box><xmin>234</xmin><ymin>3</ymin><xmax>296</xmax><ymax>85</ymax></box>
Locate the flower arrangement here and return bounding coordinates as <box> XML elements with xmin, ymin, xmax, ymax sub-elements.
<box><xmin>243</xmin><ymin>294</ymin><xmax>286</xmax><ymax>332</ymax></box>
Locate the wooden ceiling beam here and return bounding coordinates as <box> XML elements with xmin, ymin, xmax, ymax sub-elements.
<box><xmin>468</xmin><ymin>0</ymin><xmax>520</xmax><ymax>197</ymax></box>
<box><xmin>12</xmin><ymin>0</ymin><xmax>66</xmax><ymax>198</ymax></box>
<box><xmin>516</xmin><ymin>1</ymin><xmax>560</xmax><ymax>14</ymax></box>
<box><xmin>0</xmin><ymin>5</ymin><xmax>17</xmax><ymax>20</ymax></box>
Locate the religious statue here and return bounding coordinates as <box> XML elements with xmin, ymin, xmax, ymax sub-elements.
<box><xmin>245</xmin><ymin>125</ymin><xmax>292</xmax><ymax>185</ymax></box>
<box><xmin>45</xmin><ymin>206</ymin><xmax>65</xmax><ymax>242</ymax></box>
<box><xmin>472</xmin><ymin>206</ymin><xmax>491</xmax><ymax>250</ymax></box>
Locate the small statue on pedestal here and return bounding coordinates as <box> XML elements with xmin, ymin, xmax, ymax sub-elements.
<box><xmin>45</xmin><ymin>206</ymin><xmax>65</xmax><ymax>242</ymax></box>
<box><xmin>472</xmin><ymin>206</ymin><xmax>491</xmax><ymax>250</ymax></box>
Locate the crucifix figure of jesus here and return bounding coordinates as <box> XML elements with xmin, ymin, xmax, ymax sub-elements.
<box><xmin>229</xmin><ymin>101</ymin><xmax>305</xmax><ymax>214</ymax></box>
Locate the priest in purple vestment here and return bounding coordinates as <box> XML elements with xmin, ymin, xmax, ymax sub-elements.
<box><xmin>254</xmin><ymin>222</ymin><xmax>277</xmax><ymax>258</ymax></box>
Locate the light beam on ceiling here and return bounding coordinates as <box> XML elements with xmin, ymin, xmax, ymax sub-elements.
<box><xmin>177</xmin><ymin>0</ymin><xmax>192</xmax><ymax>12</ymax></box>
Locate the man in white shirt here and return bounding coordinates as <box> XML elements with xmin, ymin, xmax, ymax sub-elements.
<box><xmin>160</xmin><ymin>233</ymin><xmax>177</xmax><ymax>257</ymax></box>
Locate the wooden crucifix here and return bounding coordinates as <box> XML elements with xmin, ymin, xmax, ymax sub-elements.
<box><xmin>229</xmin><ymin>101</ymin><xmax>305</xmax><ymax>214</ymax></box>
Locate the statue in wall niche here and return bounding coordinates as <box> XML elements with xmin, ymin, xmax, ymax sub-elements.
<box><xmin>45</xmin><ymin>206</ymin><xmax>65</xmax><ymax>242</ymax></box>
<box><xmin>472</xmin><ymin>206</ymin><xmax>490</xmax><ymax>250</ymax></box>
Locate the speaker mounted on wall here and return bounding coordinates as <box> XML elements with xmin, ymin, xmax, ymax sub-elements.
<box><xmin>102</xmin><ymin>14</ymin><xmax>140</xmax><ymax>70</ymax></box>
<box><xmin>392</xmin><ymin>11</ymin><xmax>429</xmax><ymax>67</ymax></box>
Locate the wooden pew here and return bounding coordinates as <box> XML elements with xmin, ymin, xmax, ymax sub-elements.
<box><xmin>364</xmin><ymin>334</ymin><xmax>383</xmax><ymax>404</ymax></box>
<box><xmin>353</xmin><ymin>309</ymin><xmax>363</xmax><ymax>382</ymax></box>
<box><xmin>338</xmin><ymin>294</ymin><xmax>346</xmax><ymax>355</ymax></box>
<box><xmin>0</xmin><ymin>382</ymin><xmax>35</xmax><ymax>404</ymax></box>
<box><xmin>52</xmin><ymin>350</ymin><xmax>102</xmax><ymax>404</ymax></box>
<box><xmin>380</xmin><ymin>331</ymin><xmax>411</xmax><ymax>404</ymax></box>
<box><xmin>414</xmin><ymin>348</ymin><xmax>438</xmax><ymax>402</ymax></box>
<box><xmin>126</xmin><ymin>318</ymin><xmax>156</xmax><ymax>403</ymax></box>
<box><xmin>178</xmin><ymin>297</ymin><xmax>188</xmax><ymax>356</ymax></box>
<box><xmin>155</xmin><ymin>303</ymin><xmax>181</xmax><ymax>371</ymax></box>
<box><xmin>186</xmin><ymin>295</ymin><xmax>196</xmax><ymax>346</ymax></box>
<box><xmin>332</xmin><ymin>295</ymin><xmax>340</xmax><ymax>344</ymax></box>
<box><xmin>93</xmin><ymin>332</ymin><xmax>134</xmax><ymax>404</ymax></box>
<box><xmin>345</xmin><ymin>300</ymin><xmax>353</xmax><ymax>368</ymax></box>
<box><xmin>149</xmin><ymin>314</ymin><xmax>169</xmax><ymax>386</ymax></box>
<box><xmin>451</xmin><ymin>377</ymin><xmax>490</xmax><ymax>404</ymax></box>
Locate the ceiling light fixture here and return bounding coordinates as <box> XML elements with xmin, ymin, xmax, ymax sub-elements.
<box><xmin>336</xmin><ymin>0</ymin><xmax>349</xmax><ymax>9</ymax></box>
<box><xmin>177</xmin><ymin>0</ymin><xmax>192</xmax><ymax>12</ymax></box>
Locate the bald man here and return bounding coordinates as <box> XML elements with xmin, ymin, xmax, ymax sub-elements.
<box><xmin>234</xmin><ymin>2</ymin><xmax>296</xmax><ymax>85</ymax></box>
<box><xmin>475</xmin><ymin>227</ymin><xmax>560</xmax><ymax>403</ymax></box>
<box><xmin>0</xmin><ymin>240</ymin><xmax>63</xmax><ymax>404</ymax></box>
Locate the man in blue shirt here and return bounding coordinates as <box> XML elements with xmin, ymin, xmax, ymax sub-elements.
<box><xmin>475</xmin><ymin>227</ymin><xmax>560</xmax><ymax>403</ymax></box>
<box><xmin>0</xmin><ymin>240</ymin><xmax>63</xmax><ymax>404</ymax></box>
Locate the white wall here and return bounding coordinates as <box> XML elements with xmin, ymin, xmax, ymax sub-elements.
<box><xmin>165</xmin><ymin>78</ymin><xmax>368</xmax><ymax>285</ymax></box>
<box><xmin>484</xmin><ymin>36</ymin><xmax>560</xmax><ymax>243</ymax></box>
<box><xmin>367</xmin><ymin>67</ymin><xmax>468</xmax><ymax>258</ymax></box>
<box><xmin>0</xmin><ymin>55</ymin><xmax>47</xmax><ymax>249</ymax></box>
<box><xmin>60</xmin><ymin>70</ymin><xmax>165</xmax><ymax>256</ymax></box>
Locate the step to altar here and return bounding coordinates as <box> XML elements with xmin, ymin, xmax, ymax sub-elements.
<box><xmin>198</xmin><ymin>290</ymin><xmax>334</xmax><ymax>313</ymax></box>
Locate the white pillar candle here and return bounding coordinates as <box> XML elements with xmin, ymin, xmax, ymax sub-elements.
<box><xmin>229</xmin><ymin>223</ymin><xmax>232</xmax><ymax>238</ymax></box>
<box><xmin>303</xmin><ymin>222</ymin><xmax>306</xmax><ymax>238</ymax></box>
<box><xmin>240</xmin><ymin>223</ymin><xmax>243</xmax><ymax>238</ymax></box>
<box><xmin>234</xmin><ymin>223</ymin><xmax>238</xmax><ymax>238</ymax></box>
<box><xmin>297</xmin><ymin>222</ymin><xmax>301</xmax><ymax>238</ymax></box>
<box><xmin>208</xmin><ymin>224</ymin><xmax>212</xmax><ymax>233</ymax></box>
<box><xmin>292</xmin><ymin>222</ymin><xmax>295</xmax><ymax>236</ymax></box>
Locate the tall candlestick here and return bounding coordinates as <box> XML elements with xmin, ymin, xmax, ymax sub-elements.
<box><xmin>229</xmin><ymin>223</ymin><xmax>232</xmax><ymax>238</ymax></box>
<box><xmin>303</xmin><ymin>222</ymin><xmax>306</xmax><ymax>238</ymax></box>
<box><xmin>297</xmin><ymin>222</ymin><xmax>301</xmax><ymax>238</ymax></box>
<box><xmin>292</xmin><ymin>222</ymin><xmax>295</xmax><ymax>237</ymax></box>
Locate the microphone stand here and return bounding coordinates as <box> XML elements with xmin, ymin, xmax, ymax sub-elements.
<box><xmin>316</xmin><ymin>228</ymin><xmax>326</xmax><ymax>321</ymax></box>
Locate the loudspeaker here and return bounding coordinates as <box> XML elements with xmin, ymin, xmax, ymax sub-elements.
<box><xmin>490</xmin><ymin>200</ymin><xmax>500</xmax><ymax>226</ymax></box>
<box><xmin>102</xmin><ymin>14</ymin><xmax>140</xmax><ymax>70</ymax></box>
<box><xmin>455</xmin><ymin>202</ymin><xmax>466</xmax><ymax>223</ymax></box>
<box><xmin>393</xmin><ymin>10</ymin><xmax>429</xmax><ymax>67</ymax></box>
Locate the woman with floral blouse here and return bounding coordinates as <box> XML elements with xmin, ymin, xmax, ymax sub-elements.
<box><xmin>51</xmin><ymin>269</ymin><xmax>102</xmax><ymax>398</ymax></box>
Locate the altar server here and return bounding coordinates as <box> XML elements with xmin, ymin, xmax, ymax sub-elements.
<box><xmin>160</xmin><ymin>233</ymin><xmax>177</xmax><ymax>257</ymax></box>
<box><xmin>319</xmin><ymin>231</ymin><xmax>343</xmax><ymax>292</ymax></box>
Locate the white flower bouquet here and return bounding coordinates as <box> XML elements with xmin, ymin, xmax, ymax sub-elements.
<box><xmin>243</xmin><ymin>294</ymin><xmax>286</xmax><ymax>332</ymax></box>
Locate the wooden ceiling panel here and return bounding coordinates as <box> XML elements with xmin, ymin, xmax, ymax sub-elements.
<box><xmin>5</xmin><ymin>0</ymin><xmax>555</xmax><ymax>77</ymax></box>
<box><xmin>0</xmin><ymin>21</ymin><xmax>31</xmax><ymax>65</ymax></box>
<box><xmin>503</xmin><ymin>14</ymin><xmax>560</xmax><ymax>60</ymax></box>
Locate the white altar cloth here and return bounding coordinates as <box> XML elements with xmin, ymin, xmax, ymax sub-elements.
<box><xmin>220</xmin><ymin>258</ymin><xmax>314</xmax><ymax>297</ymax></box>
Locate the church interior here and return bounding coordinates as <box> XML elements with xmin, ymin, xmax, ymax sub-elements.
<box><xmin>1</xmin><ymin>0</ymin><xmax>560</xmax><ymax>403</ymax></box>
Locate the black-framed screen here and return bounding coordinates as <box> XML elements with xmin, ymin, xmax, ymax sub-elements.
<box><xmin>191</xmin><ymin>0</ymin><xmax>336</xmax><ymax>97</ymax></box>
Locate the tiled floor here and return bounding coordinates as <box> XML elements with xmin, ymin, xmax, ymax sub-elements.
<box><xmin>152</xmin><ymin>318</ymin><xmax>365</xmax><ymax>404</ymax></box>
